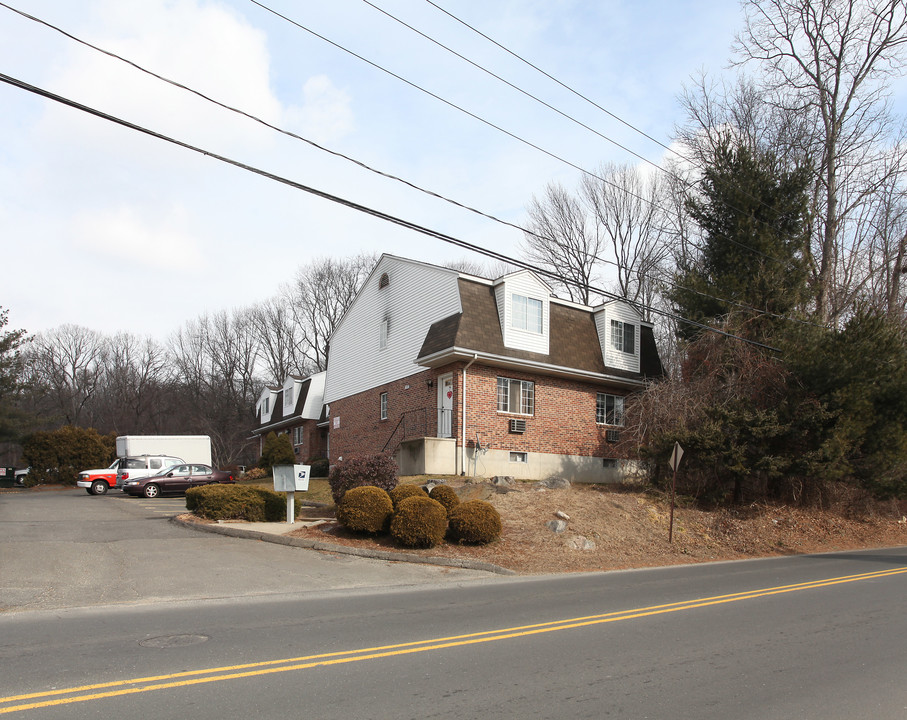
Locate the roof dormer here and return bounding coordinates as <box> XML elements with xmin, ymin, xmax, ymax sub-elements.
<box><xmin>593</xmin><ymin>300</ymin><xmax>643</xmax><ymax>374</ymax></box>
<box><xmin>256</xmin><ymin>386</ymin><xmax>280</xmax><ymax>423</ymax></box>
<box><xmin>493</xmin><ymin>270</ymin><xmax>551</xmax><ymax>355</ymax></box>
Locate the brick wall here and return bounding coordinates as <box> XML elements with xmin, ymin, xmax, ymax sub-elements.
<box><xmin>327</xmin><ymin>361</ymin><xmax>629</xmax><ymax>462</ymax></box>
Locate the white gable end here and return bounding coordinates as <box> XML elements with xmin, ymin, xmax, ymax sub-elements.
<box><xmin>324</xmin><ymin>256</ymin><xmax>462</xmax><ymax>403</ymax></box>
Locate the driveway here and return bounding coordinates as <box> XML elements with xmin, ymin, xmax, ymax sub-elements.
<box><xmin>0</xmin><ymin>489</ymin><xmax>490</xmax><ymax>613</ymax></box>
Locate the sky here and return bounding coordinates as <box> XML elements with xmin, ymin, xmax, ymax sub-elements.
<box><xmin>1</xmin><ymin>0</ymin><xmax>747</xmax><ymax>340</ymax></box>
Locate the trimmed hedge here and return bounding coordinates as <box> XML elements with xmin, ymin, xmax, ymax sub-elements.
<box><xmin>428</xmin><ymin>484</ymin><xmax>460</xmax><ymax>516</ymax></box>
<box><xmin>390</xmin><ymin>495</ymin><xmax>448</xmax><ymax>548</ymax></box>
<box><xmin>389</xmin><ymin>483</ymin><xmax>426</xmax><ymax>509</ymax></box>
<box><xmin>186</xmin><ymin>484</ymin><xmax>287</xmax><ymax>522</ymax></box>
<box><xmin>447</xmin><ymin>500</ymin><xmax>502</xmax><ymax>545</ymax></box>
<box><xmin>336</xmin><ymin>486</ymin><xmax>394</xmax><ymax>534</ymax></box>
<box><xmin>328</xmin><ymin>453</ymin><xmax>398</xmax><ymax>503</ymax></box>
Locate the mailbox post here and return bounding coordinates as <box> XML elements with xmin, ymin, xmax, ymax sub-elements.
<box><xmin>272</xmin><ymin>464</ymin><xmax>311</xmax><ymax>524</ymax></box>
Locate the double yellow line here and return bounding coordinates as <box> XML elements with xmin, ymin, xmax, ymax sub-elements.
<box><xmin>3</xmin><ymin>565</ymin><xmax>906</xmax><ymax>714</ymax></box>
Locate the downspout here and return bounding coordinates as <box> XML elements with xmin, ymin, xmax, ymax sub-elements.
<box><xmin>461</xmin><ymin>354</ymin><xmax>478</xmax><ymax>475</ymax></box>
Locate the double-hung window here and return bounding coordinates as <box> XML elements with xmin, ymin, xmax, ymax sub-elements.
<box><xmin>596</xmin><ymin>393</ymin><xmax>624</xmax><ymax>426</ymax></box>
<box><xmin>293</xmin><ymin>426</ymin><xmax>304</xmax><ymax>446</ymax></box>
<box><xmin>610</xmin><ymin>320</ymin><xmax>636</xmax><ymax>354</ymax></box>
<box><xmin>380</xmin><ymin>392</ymin><xmax>388</xmax><ymax>420</ymax></box>
<box><xmin>497</xmin><ymin>377</ymin><xmax>534</xmax><ymax>415</ymax></box>
<box><xmin>512</xmin><ymin>294</ymin><xmax>543</xmax><ymax>334</ymax></box>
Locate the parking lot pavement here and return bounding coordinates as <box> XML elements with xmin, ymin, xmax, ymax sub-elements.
<box><xmin>1</xmin><ymin>489</ymin><xmax>492</xmax><ymax>613</ymax></box>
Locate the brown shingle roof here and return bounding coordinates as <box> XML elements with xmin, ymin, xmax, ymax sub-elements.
<box><xmin>417</xmin><ymin>278</ymin><xmax>663</xmax><ymax>381</ymax></box>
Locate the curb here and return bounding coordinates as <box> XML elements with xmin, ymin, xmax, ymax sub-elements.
<box><xmin>172</xmin><ymin>516</ymin><xmax>515</xmax><ymax>576</ymax></box>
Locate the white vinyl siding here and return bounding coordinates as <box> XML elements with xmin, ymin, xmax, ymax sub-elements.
<box><xmin>324</xmin><ymin>257</ymin><xmax>462</xmax><ymax>404</ymax></box>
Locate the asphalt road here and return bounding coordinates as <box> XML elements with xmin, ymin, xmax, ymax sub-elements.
<box><xmin>2</xmin><ymin>489</ymin><xmax>907</xmax><ymax>718</ymax></box>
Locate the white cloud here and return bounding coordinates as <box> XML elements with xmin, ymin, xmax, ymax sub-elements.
<box><xmin>283</xmin><ymin>75</ymin><xmax>355</xmax><ymax>144</ymax></box>
<box><xmin>74</xmin><ymin>205</ymin><xmax>204</xmax><ymax>270</ymax></box>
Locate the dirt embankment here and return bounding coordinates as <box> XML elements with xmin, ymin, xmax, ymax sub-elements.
<box><xmin>290</xmin><ymin>481</ymin><xmax>907</xmax><ymax>574</ymax></box>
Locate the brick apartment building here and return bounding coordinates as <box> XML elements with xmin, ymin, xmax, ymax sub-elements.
<box><xmin>320</xmin><ymin>255</ymin><xmax>664</xmax><ymax>482</ymax></box>
<box><xmin>252</xmin><ymin>372</ymin><xmax>327</xmax><ymax>462</ymax></box>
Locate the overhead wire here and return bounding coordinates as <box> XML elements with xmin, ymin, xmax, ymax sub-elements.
<box><xmin>0</xmin><ymin>2</ymin><xmax>823</xmax><ymax>331</ymax></box>
<box><xmin>0</xmin><ymin>70</ymin><xmax>782</xmax><ymax>352</ymax></box>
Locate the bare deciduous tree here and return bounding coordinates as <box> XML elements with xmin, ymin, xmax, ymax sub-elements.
<box><xmin>734</xmin><ymin>0</ymin><xmax>907</xmax><ymax>322</ymax></box>
<box><xmin>522</xmin><ymin>182</ymin><xmax>603</xmax><ymax>304</ymax></box>
<box><xmin>284</xmin><ymin>253</ymin><xmax>377</xmax><ymax>372</ymax></box>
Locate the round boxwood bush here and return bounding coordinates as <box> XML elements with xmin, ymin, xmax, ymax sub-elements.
<box><xmin>389</xmin><ymin>483</ymin><xmax>426</xmax><ymax>509</ymax></box>
<box><xmin>336</xmin><ymin>486</ymin><xmax>394</xmax><ymax>534</ymax></box>
<box><xmin>390</xmin><ymin>495</ymin><xmax>448</xmax><ymax>548</ymax></box>
<box><xmin>448</xmin><ymin>500</ymin><xmax>502</xmax><ymax>544</ymax></box>
<box><xmin>428</xmin><ymin>484</ymin><xmax>460</xmax><ymax>516</ymax></box>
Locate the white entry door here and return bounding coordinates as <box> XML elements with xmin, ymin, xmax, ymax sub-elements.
<box><xmin>438</xmin><ymin>374</ymin><xmax>453</xmax><ymax>438</ymax></box>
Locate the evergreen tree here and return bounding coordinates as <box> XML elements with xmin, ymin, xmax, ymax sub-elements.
<box><xmin>258</xmin><ymin>431</ymin><xmax>296</xmax><ymax>469</ymax></box>
<box><xmin>671</xmin><ymin>140</ymin><xmax>811</xmax><ymax>340</ymax></box>
<box><xmin>0</xmin><ymin>307</ymin><xmax>28</xmax><ymax>443</ymax></box>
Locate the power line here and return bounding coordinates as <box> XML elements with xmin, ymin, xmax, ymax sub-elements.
<box><xmin>0</xmin><ymin>3</ymin><xmax>818</xmax><ymax>331</ymax></box>
<box><xmin>0</xmin><ymin>70</ymin><xmax>781</xmax><ymax>352</ymax></box>
<box><xmin>0</xmin><ymin>1</ymin><xmax>805</xmax><ymax>328</ymax></box>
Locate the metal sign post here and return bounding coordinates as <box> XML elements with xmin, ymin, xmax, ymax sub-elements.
<box><xmin>668</xmin><ymin>442</ymin><xmax>684</xmax><ymax>543</ymax></box>
<box><xmin>272</xmin><ymin>464</ymin><xmax>311</xmax><ymax>524</ymax></box>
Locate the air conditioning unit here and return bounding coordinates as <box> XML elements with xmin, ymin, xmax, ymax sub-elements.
<box><xmin>606</xmin><ymin>429</ymin><xmax>620</xmax><ymax>443</ymax></box>
<box><xmin>509</xmin><ymin>418</ymin><xmax>527</xmax><ymax>433</ymax></box>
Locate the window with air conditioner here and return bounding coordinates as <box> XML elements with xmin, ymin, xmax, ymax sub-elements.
<box><xmin>596</xmin><ymin>393</ymin><xmax>624</xmax><ymax>426</ymax></box>
<box><xmin>497</xmin><ymin>377</ymin><xmax>534</xmax><ymax>415</ymax></box>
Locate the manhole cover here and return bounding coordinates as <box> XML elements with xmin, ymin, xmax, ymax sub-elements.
<box><xmin>139</xmin><ymin>634</ymin><xmax>209</xmax><ymax>648</ymax></box>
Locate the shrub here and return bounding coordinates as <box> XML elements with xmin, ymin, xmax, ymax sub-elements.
<box><xmin>306</xmin><ymin>456</ymin><xmax>330</xmax><ymax>478</ymax></box>
<box><xmin>21</xmin><ymin>426</ymin><xmax>113</xmax><ymax>485</ymax></box>
<box><xmin>258</xmin><ymin>431</ymin><xmax>296</xmax><ymax>469</ymax></box>
<box><xmin>389</xmin><ymin>483</ymin><xmax>426</xmax><ymax>509</ymax></box>
<box><xmin>187</xmin><ymin>485</ymin><xmax>287</xmax><ymax>522</ymax></box>
<box><xmin>328</xmin><ymin>453</ymin><xmax>398</xmax><ymax>503</ymax></box>
<box><xmin>336</xmin><ymin>486</ymin><xmax>394</xmax><ymax>534</ymax></box>
<box><xmin>389</xmin><ymin>495</ymin><xmax>448</xmax><ymax>548</ymax></box>
<box><xmin>448</xmin><ymin>500</ymin><xmax>502</xmax><ymax>544</ymax></box>
<box><xmin>243</xmin><ymin>467</ymin><xmax>268</xmax><ymax>481</ymax></box>
<box><xmin>428</xmin><ymin>484</ymin><xmax>460</xmax><ymax>516</ymax></box>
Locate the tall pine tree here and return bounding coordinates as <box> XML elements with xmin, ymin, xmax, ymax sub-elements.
<box><xmin>671</xmin><ymin>139</ymin><xmax>811</xmax><ymax>341</ymax></box>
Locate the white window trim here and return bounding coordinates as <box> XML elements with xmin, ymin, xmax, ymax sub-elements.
<box><xmin>596</xmin><ymin>393</ymin><xmax>625</xmax><ymax>426</ymax></box>
<box><xmin>512</xmin><ymin>293</ymin><xmax>543</xmax><ymax>334</ymax></box>
<box><xmin>610</xmin><ymin>320</ymin><xmax>636</xmax><ymax>355</ymax></box>
<box><xmin>496</xmin><ymin>377</ymin><xmax>535</xmax><ymax>416</ymax></box>
<box><xmin>380</xmin><ymin>392</ymin><xmax>388</xmax><ymax>420</ymax></box>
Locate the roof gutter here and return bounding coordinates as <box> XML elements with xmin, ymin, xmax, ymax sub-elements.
<box><xmin>461</xmin><ymin>354</ymin><xmax>478</xmax><ymax>476</ymax></box>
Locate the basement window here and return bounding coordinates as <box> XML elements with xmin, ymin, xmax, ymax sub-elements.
<box><xmin>509</xmin><ymin>451</ymin><xmax>528</xmax><ymax>463</ymax></box>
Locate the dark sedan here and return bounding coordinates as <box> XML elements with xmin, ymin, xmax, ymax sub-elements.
<box><xmin>122</xmin><ymin>464</ymin><xmax>235</xmax><ymax>498</ymax></box>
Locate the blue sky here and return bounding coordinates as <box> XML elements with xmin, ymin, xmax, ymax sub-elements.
<box><xmin>1</xmin><ymin>0</ymin><xmax>745</xmax><ymax>338</ymax></box>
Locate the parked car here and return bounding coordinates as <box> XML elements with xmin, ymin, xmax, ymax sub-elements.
<box><xmin>114</xmin><ymin>455</ymin><xmax>185</xmax><ymax>489</ymax></box>
<box><xmin>121</xmin><ymin>464</ymin><xmax>235</xmax><ymax>498</ymax></box>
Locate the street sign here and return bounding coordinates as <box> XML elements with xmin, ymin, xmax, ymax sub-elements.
<box><xmin>669</xmin><ymin>442</ymin><xmax>684</xmax><ymax>473</ymax></box>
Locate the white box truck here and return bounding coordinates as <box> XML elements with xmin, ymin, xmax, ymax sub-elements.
<box><xmin>115</xmin><ymin>435</ymin><xmax>212</xmax><ymax>465</ymax></box>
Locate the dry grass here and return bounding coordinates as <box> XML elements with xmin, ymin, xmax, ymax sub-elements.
<box><xmin>288</xmin><ymin>478</ymin><xmax>907</xmax><ymax>574</ymax></box>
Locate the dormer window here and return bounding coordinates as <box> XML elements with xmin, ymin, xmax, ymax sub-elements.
<box><xmin>610</xmin><ymin>320</ymin><xmax>636</xmax><ymax>354</ymax></box>
<box><xmin>263</xmin><ymin>398</ymin><xmax>269</xmax><ymax>414</ymax></box>
<box><xmin>512</xmin><ymin>294</ymin><xmax>543</xmax><ymax>334</ymax></box>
